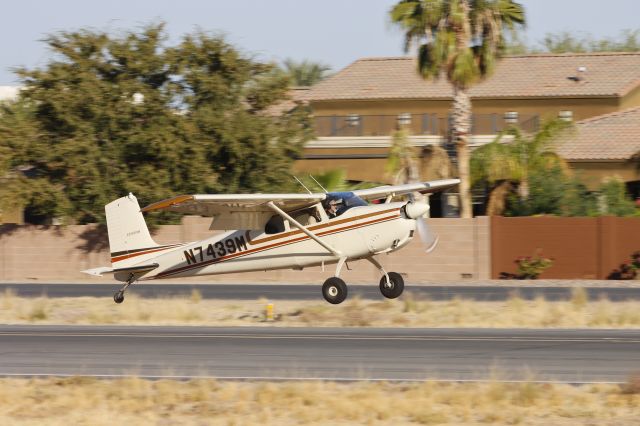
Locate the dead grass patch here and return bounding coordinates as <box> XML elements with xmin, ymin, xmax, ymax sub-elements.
<box><xmin>0</xmin><ymin>377</ymin><xmax>638</xmax><ymax>425</ymax></box>
<box><xmin>1</xmin><ymin>290</ymin><xmax>640</xmax><ymax>328</ymax></box>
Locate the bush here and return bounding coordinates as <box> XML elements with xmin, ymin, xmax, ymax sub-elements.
<box><xmin>608</xmin><ymin>250</ymin><xmax>640</xmax><ymax>280</ymax></box>
<box><xmin>500</xmin><ymin>251</ymin><xmax>554</xmax><ymax>279</ymax></box>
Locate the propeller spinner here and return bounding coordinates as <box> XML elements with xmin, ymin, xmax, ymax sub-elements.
<box><xmin>403</xmin><ymin>199</ymin><xmax>439</xmax><ymax>253</ymax></box>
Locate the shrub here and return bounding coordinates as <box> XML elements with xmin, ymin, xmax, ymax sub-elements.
<box><xmin>607</xmin><ymin>250</ymin><xmax>640</xmax><ymax>280</ymax></box>
<box><xmin>501</xmin><ymin>251</ymin><xmax>554</xmax><ymax>279</ymax></box>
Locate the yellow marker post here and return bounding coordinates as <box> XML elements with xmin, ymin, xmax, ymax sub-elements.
<box><xmin>266</xmin><ymin>303</ymin><xmax>274</xmax><ymax>321</ymax></box>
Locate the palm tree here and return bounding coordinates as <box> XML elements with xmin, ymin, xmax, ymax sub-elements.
<box><xmin>386</xmin><ymin>128</ymin><xmax>421</xmax><ymax>185</ymax></box>
<box><xmin>282</xmin><ymin>59</ymin><xmax>331</xmax><ymax>87</ymax></box>
<box><xmin>470</xmin><ymin>120</ymin><xmax>571</xmax><ymax>215</ymax></box>
<box><xmin>390</xmin><ymin>0</ymin><xmax>525</xmax><ymax>218</ymax></box>
<box><xmin>301</xmin><ymin>169</ymin><xmax>379</xmax><ymax>192</ymax></box>
<box><xmin>386</xmin><ymin>128</ymin><xmax>452</xmax><ymax>183</ymax></box>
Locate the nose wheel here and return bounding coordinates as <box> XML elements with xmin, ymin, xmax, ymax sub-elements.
<box><xmin>379</xmin><ymin>272</ymin><xmax>404</xmax><ymax>299</ymax></box>
<box><xmin>322</xmin><ymin>277</ymin><xmax>348</xmax><ymax>304</ymax></box>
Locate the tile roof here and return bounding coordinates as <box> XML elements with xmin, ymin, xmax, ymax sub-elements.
<box><xmin>308</xmin><ymin>53</ymin><xmax>640</xmax><ymax>101</ymax></box>
<box><xmin>263</xmin><ymin>87</ymin><xmax>310</xmax><ymax>116</ymax></box>
<box><xmin>557</xmin><ymin>107</ymin><xmax>640</xmax><ymax>160</ymax></box>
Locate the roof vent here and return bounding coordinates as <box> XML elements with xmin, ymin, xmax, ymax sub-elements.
<box><xmin>568</xmin><ymin>66</ymin><xmax>587</xmax><ymax>82</ymax></box>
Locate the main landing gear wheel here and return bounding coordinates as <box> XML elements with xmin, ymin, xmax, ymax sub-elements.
<box><xmin>379</xmin><ymin>272</ymin><xmax>404</xmax><ymax>299</ymax></box>
<box><xmin>113</xmin><ymin>290</ymin><xmax>125</xmax><ymax>304</ymax></box>
<box><xmin>322</xmin><ymin>277</ymin><xmax>348</xmax><ymax>304</ymax></box>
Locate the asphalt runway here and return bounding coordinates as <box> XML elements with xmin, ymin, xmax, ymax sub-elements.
<box><xmin>2</xmin><ymin>283</ymin><xmax>640</xmax><ymax>301</ymax></box>
<box><xmin>1</xmin><ymin>326</ymin><xmax>638</xmax><ymax>383</ymax></box>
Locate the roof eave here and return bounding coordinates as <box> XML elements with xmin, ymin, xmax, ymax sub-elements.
<box><xmin>307</xmin><ymin>94</ymin><xmax>621</xmax><ymax>103</ymax></box>
<box><xmin>565</xmin><ymin>158</ymin><xmax>634</xmax><ymax>162</ymax></box>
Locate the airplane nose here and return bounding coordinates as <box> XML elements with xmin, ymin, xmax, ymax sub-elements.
<box><xmin>403</xmin><ymin>202</ymin><xmax>430</xmax><ymax>219</ymax></box>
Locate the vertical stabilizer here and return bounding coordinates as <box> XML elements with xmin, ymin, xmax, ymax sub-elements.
<box><xmin>105</xmin><ymin>193</ymin><xmax>158</xmax><ymax>265</ymax></box>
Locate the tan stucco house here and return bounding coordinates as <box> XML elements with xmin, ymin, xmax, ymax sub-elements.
<box><xmin>293</xmin><ymin>52</ymin><xmax>640</xmax><ymax>197</ymax></box>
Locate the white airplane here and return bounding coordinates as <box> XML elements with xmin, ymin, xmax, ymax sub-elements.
<box><xmin>83</xmin><ymin>179</ymin><xmax>460</xmax><ymax>304</ymax></box>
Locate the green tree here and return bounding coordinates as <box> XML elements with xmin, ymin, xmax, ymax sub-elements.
<box><xmin>471</xmin><ymin>120</ymin><xmax>570</xmax><ymax>215</ymax></box>
<box><xmin>390</xmin><ymin>0</ymin><xmax>525</xmax><ymax>218</ymax></box>
<box><xmin>504</xmin><ymin>165</ymin><xmax>598</xmax><ymax>217</ymax></box>
<box><xmin>386</xmin><ymin>128</ymin><xmax>420</xmax><ymax>185</ymax></box>
<box><xmin>0</xmin><ymin>24</ymin><xmax>312</xmax><ymax>224</ymax></box>
<box><xmin>471</xmin><ymin>120</ymin><xmax>639</xmax><ymax>217</ymax></box>
<box><xmin>299</xmin><ymin>169</ymin><xmax>380</xmax><ymax>193</ymax></box>
<box><xmin>599</xmin><ymin>179</ymin><xmax>638</xmax><ymax>217</ymax></box>
<box><xmin>505</xmin><ymin>29</ymin><xmax>640</xmax><ymax>54</ymax></box>
<box><xmin>282</xmin><ymin>59</ymin><xmax>331</xmax><ymax>86</ymax></box>
<box><xmin>542</xmin><ymin>30</ymin><xmax>640</xmax><ymax>53</ymax></box>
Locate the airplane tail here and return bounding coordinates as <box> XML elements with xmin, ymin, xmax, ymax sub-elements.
<box><xmin>105</xmin><ymin>193</ymin><xmax>159</xmax><ymax>268</ymax></box>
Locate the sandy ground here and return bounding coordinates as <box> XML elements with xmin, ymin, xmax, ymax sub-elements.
<box><xmin>2</xmin><ymin>288</ymin><xmax>640</xmax><ymax>328</ymax></box>
<box><xmin>0</xmin><ymin>377</ymin><xmax>638</xmax><ymax>425</ymax></box>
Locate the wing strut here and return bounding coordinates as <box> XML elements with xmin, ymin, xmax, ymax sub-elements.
<box><xmin>266</xmin><ymin>201</ymin><xmax>342</xmax><ymax>257</ymax></box>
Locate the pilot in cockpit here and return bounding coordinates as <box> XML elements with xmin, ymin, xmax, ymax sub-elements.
<box><xmin>324</xmin><ymin>199</ymin><xmax>340</xmax><ymax>219</ymax></box>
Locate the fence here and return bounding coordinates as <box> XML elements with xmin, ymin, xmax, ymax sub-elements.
<box><xmin>0</xmin><ymin>217</ymin><xmax>490</xmax><ymax>283</ymax></box>
<box><xmin>491</xmin><ymin>216</ymin><xmax>640</xmax><ymax>279</ymax></box>
<box><xmin>2</xmin><ymin>215</ymin><xmax>636</xmax><ymax>282</ymax></box>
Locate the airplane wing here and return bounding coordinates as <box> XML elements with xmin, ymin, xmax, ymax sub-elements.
<box><xmin>352</xmin><ymin>179</ymin><xmax>460</xmax><ymax>201</ymax></box>
<box><xmin>141</xmin><ymin>193</ymin><xmax>327</xmax><ymax>230</ymax></box>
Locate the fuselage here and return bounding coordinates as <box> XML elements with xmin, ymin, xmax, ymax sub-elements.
<box><xmin>112</xmin><ymin>202</ymin><xmax>415</xmax><ymax>282</ymax></box>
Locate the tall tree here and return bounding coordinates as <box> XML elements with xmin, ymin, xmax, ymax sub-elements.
<box><xmin>542</xmin><ymin>30</ymin><xmax>640</xmax><ymax>53</ymax></box>
<box><xmin>0</xmin><ymin>24</ymin><xmax>312</xmax><ymax>224</ymax></box>
<box><xmin>504</xmin><ymin>29</ymin><xmax>640</xmax><ymax>54</ymax></box>
<box><xmin>470</xmin><ymin>120</ymin><xmax>571</xmax><ymax>215</ymax></box>
<box><xmin>282</xmin><ymin>59</ymin><xmax>331</xmax><ymax>86</ymax></box>
<box><xmin>386</xmin><ymin>128</ymin><xmax>420</xmax><ymax>185</ymax></box>
<box><xmin>390</xmin><ymin>0</ymin><xmax>525</xmax><ymax>218</ymax></box>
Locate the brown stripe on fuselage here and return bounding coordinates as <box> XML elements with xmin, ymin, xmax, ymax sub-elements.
<box><xmin>111</xmin><ymin>243</ymin><xmax>184</xmax><ymax>263</ymax></box>
<box><xmin>249</xmin><ymin>207</ymin><xmax>399</xmax><ymax>245</ymax></box>
<box><xmin>151</xmin><ymin>211</ymin><xmax>401</xmax><ymax>279</ymax></box>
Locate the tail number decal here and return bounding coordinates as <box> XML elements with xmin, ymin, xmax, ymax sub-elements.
<box><xmin>184</xmin><ymin>236</ymin><xmax>248</xmax><ymax>265</ymax></box>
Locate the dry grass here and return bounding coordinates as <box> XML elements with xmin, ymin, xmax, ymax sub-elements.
<box><xmin>0</xmin><ymin>377</ymin><xmax>638</xmax><ymax>425</ymax></box>
<box><xmin>1</xmin><ymin>289</ymin><xmax>640</xmax><ymax>328</ymax></box>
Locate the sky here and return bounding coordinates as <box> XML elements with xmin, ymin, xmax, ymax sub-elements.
<box><xmin>1</xmin><ymin>0</ymin><xmax>639</xmax><ymax>85</ymax></box>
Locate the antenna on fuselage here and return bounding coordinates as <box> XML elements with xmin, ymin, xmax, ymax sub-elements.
<box><xmin>293</xmin><ymin>176</ymin><xmax>312</xmax><ymax>194</ymax></box>
<box><xmin>309</xmin><ymin>175</ymin><xmax>328</xmax><ymax>193</ymax></box>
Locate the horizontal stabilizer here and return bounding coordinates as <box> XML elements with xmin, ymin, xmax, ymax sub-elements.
<box><xmin>82</xmin><ymin>263</ymin><xmax>159</xmax><ymax>277</ymax></box>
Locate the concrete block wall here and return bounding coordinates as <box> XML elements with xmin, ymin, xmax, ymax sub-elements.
<box><xmin>0</xmin><ymin>217</ymin><xmax>491</xmax><ymax>283</ymax></box>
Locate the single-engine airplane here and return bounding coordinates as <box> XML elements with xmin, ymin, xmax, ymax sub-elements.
<box><xmin>83</xmin><ymin>178</ymin><xmax>460</xmax><ymax>304</ymax></box>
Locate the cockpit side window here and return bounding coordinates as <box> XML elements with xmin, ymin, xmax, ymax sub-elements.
<box><xmin>323</xmin><ymin>192</ymin><xmax>368</xmax><ymax>219</ymax></box>
<box><xmin>291</xmin><ymin>206</ymin><xmax>321</xmax><ymax>226</ymax></box>
<box><xmin>265</xmin><ymin>215</ymin><xmax>286</xmax><ymax>234</ymax></box>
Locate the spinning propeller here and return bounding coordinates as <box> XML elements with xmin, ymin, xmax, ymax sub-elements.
<box><xmin>403</xmin><ymin>194</ymin><xmax>439</xmax><ymax>253</ymax></box>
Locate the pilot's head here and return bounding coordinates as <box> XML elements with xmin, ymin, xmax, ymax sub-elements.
<box><xmin>325</xmin><ymin>199</ymin><xmax>339</xmax><ymax>216</ymax></box>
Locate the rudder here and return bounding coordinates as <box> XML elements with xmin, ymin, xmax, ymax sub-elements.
<box><xmin>106</xmin><ymin>193</ymin><xmax>158</xmax><ymax>265</ymax></box>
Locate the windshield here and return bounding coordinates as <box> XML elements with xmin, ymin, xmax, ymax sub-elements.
<box><xmin>323</xmin><ymin>192</ymin><xmax>368</xmax><ymax>218</ymax></box>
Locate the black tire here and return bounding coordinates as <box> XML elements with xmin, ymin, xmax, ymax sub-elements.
<box><xmin>379</xmin><ymin>272</ymin><xmax>404</xmax><ymax>299</ymax></box>
<box><xmin>113</xmin><ymin>291</ymin><xmax>125</xmax><ymax>304</ymax></box>
<box><xmin>322</xmin><ymin>277</ymin><xmax>348</xmax><ymax>304</ymax></box>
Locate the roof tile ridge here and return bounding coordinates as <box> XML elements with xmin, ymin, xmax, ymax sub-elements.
<box><xmin>576</xmin><ymin>106</ymin><xmax>640</xmax><ymax>125</ymax></box>
<box><xmin>308</xmin><ymin>56</ymin><xmax>413</xmax><ymax>93</ymax></box>
<box><xmin>504</xmin><ymin>51</ymin><xmax>640</xmax><ymax>58</ymax></box>
<box><xmin>308</xmin><ymin>59</ymin><xmax>364</xmax><ymax>90</ymax></box>
<box><xmin>356</xmin><ymin>56</ymin><xmax>413</xmax><ymax>61</ymax></box>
